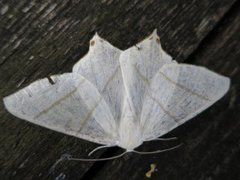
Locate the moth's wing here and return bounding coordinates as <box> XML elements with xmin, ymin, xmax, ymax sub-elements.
<box><xmin>73</xmin><ymin>34</ymin><xmax>124</xmax><ymax>122</ymax></box>
<box><xmin>119</xmin><ymin>30</ymin><xmax>174</xmax><ymax>117</ymax></box>
<box><xmin>3</xmin><ymin>73</ymin><xmax>118</xmax><ymax>145</ymax></box>
<box><xmin>140</xmin><ymin>64</ymin><xmax>230</xmax><ymax>141</ymax></box>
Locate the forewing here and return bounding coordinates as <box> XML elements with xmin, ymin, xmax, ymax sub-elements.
<box><xmin>73</xmin><ymin>34</ymin><xmax>124</xmax><ymax>122</ymax></box>
<box><xmin>120</xmin><ymin>30</ymin><xmax>174</xmax><ymax>117</ymax></box>
<box><xmin>141</xmin><ymin>64</ymin><xmax>230</xmax><ymax>140</ymax></box>
<box><xmin>3</xmin><ymin>73</ymin><xmax>117</xmax><ymax>145</ymax></box>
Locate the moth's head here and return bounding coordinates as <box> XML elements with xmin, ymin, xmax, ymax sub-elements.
<box><xmin>117</xmin><ymin>135</ymin><xmax>143</xmax><ymax>152</ymax></box>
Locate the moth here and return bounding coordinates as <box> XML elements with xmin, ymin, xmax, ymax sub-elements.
<box><xmin>3</xmin><ymin>30</ymin><xmax>230</xmax><ymax>161</ymax></box>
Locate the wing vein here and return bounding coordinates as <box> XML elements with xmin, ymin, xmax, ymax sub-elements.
<box><xmin>134</xmin><ymin>65</ymin><xmax>150</xmax><ymax>85</ymax></box>
<box><xmin>102</xmin><ymin>65</ymin><xmax>120</xmax><ymax>93</ymax></box>
<box><xmin>158</xmin><ymin>71</ymin><xmax>211</xmax><ymax>101</ymax></box>
<box><xmin>34</xmin><ymin>79</ymin><xmax>85</xmax><ymax>119</ymax></box>
<box><xmin>134</xmin><ymin>65</ymin><xmax>179</xmax><ymax>122</ymax></box>
<box><xmin>147</xmin><ymin>91</ymin><xmax>179</xmax><ymax>123</ymax></box>
<box><xmin>76</xmin><ymin>96</ymin><xmax>103</xmax><ymax>134</ymax></box>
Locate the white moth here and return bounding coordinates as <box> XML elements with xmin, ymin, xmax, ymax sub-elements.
<box><xmin>3</xmin><ymin>30</ymin><xmax>230</xmax><ymax>160</ymax></box>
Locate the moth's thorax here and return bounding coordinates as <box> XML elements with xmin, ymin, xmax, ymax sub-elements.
<box><xmin>118</xmin><ymin>115</ymin><xmax>143</xmax><ymax>151</ymax></box>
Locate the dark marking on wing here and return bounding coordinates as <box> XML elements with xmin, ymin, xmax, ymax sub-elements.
<box><xmin>90</xmin><ymin>40</ymin><xmax>95</xmax><ymax>46</ymax></box>
<box><xmin>47</xmin><ymin>76</ymin><xmax>55</xmax><ymax>85</ymax></box>
<box><xmin>135</xmin><ymin>45</ymin><xmax>141</xmax><ymax>50</ymax></box>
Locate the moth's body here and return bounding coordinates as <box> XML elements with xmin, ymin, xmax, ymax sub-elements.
<box><xmin>118</xmin><ymin>115</ymin><xmax>143</xmax><ymax>151</ymax></box>
<box><xmin>3</xmin><ymin>30</ymin><xmax>230</xmax><ymax>158</ymax></box>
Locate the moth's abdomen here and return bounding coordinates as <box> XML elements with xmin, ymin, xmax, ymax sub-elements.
<box><xmin>118</xmin><ymin>115</ymin><xmax>143</xmax><ymax>151</ymax></box>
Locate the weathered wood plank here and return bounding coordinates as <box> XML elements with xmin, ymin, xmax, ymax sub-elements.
<box><xmin>0</xmin><ymin>0</ymin><xmax>237</xmax><ymax>179</ymax></box>
<box><xmin>91</xmin><ymin>2</ymin><xmax>240</xmax><ymax>180</ymax></box>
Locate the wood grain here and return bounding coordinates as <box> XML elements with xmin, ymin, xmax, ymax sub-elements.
<box><xmin>0</xmin><ymin>0</ymin><xmax>238</xmax><ymax>179</ymax></box>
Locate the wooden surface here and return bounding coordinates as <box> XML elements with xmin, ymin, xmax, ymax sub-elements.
<box><xmin>0</xmin><ymin>0</ymin><xmax>239</xmax><ymax>179</ymax></box>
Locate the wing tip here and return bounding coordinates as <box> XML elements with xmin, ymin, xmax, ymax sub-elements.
<box><xmin>148</xmin><ymin>28</ymin><xmax>160</xmax><ymax>41</ymax></box>
<box><xmin>89</xmin><ymin>33</ymin><xmax>101</xmax><ymax>47</ymax></box>
<box><xmin>222</xmin><ymin>76</ymin><xmax>231</xmax><ymax>96</ymax></box>
<box><xmin>89</xmin><ymin>32</ymin><xmax>121</xmax><ymax>51</ymax></box>
<box><xmin>3</xmin><ymin>95</ymin><xmax>19</xmax><ymax>118</ymax></box>
<box><xmin>127</xmin><ymin>28</ymin><xmax>161</xmax><ymax>50</ymax></box>
<box><xmin>135</xmin><ymin>28</ymin><xmax>162</xmax><ymax>48</ymax></box>
<box><xmin>152</xmin><ymin>28</ymin><xmax>158</xmax><ymax>36</ymax></box>
<box><xmin>92</xmin><ymin>32</ymin><xmax>100</xmax><ymax>40</ymax></box>
<box><xmin>3</xmin><ymin>95</ymin><xmax>11</xmax><ymax>110</ymax></box>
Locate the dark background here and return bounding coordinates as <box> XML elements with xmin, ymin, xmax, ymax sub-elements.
<box><xmin>0</xmin><ymin>0</ymin><xmax>239</xmax><ymax>179</ymax></box>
